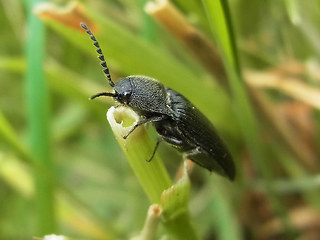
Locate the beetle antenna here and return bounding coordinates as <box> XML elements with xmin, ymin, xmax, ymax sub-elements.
<box><xmin>80</xmin><ymin>23</ymin><xmax>115</xmax><ymax>87</ymax></box>
<box><xmin>90</xmin><ymin>92</ymin><xmax>115</xmax><ymax>100</ymax></box>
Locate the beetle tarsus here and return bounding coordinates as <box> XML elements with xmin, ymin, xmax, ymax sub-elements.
<box><xmin>123</xmin><ymin>115</ymin><xmax>166</xmax><ymax>139</ymax></box>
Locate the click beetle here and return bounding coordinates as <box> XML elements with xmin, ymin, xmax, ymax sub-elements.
<box><xmin>81</xmin><ymin>23</ymin><xmax>235</xmax><ymax>180</ymax></box>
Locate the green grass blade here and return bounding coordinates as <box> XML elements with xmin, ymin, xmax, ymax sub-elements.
<box><xmin>0</xmin><ymin>111</ymin><xmax>30</xmax><ymax>161</ymax></box>
<box><xmin>202</xmin><ymin>0</ymin><xmax>267</xmax><ymax>189</ymax></box>
<box><xmin>202</xmin><ymin>0</ymin><xmax>294</xmax><ymax>238</ymax></box>
<box><xmin>25</xmin><ymin>0</ymin><xmax>55</xmax><ymax>234</ymax></box>
<box><xmin>201</xmin><ymin>0</ymin><xmax>240</xmax><ymax>74</ymax></box>
<box><xmin>209</xmin><ymin>177</ymin><xmax>242</xmax><ymax>240</ymax></box>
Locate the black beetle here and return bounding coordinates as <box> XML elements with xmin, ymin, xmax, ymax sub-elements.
<box><xmin>81</xmin><ymin>23</ymin><xmax>235</xmax><ymax>180</ymax></box>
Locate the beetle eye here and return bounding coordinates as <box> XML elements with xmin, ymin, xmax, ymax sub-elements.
<box><xmin>122</xmin><ymin>91</ymin><xmax>131</xmax><ymax>103</ymax></box>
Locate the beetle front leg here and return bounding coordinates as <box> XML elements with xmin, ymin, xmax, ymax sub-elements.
<box><xmin>123</xmin><ymin>115</ymin><xmax>166</xmax><ymax>139</ymax></box>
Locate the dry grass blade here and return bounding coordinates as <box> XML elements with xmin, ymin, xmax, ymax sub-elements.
<box><xmin>245</xmin><ymin>70</ymin><xmax>320</xmax><ymax>110</ymax></box>
<box><xmin>33</xmin><ymin>1</ymin><xmax>96</xmax><ymax>31</ymax></box>
<box><xmin>145</xmin><ymin>0</ymin><xmax>227</xmax><ymax>84</ymax></box>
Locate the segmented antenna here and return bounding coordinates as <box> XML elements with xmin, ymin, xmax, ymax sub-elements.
<box><xmin>90</xmin><ymin>92</ymin><xmax>115</xmax><ymax>100</ymax></box>
<box><xmin>80</xmin><ymin>23</ymin><xmax>115</xmax><ymax>87</ymax></box>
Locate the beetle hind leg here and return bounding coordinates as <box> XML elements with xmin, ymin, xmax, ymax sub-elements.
<box><xmin>147</xmin><ymin>137</ymin><xmax>162</xmax><ymax>162</ymax></box>
<box><xmin>147</xmin><ymin>135</ymin><xmax>184</xmax><ymax>162</ymax></box>
<box><xmin>184</xmin><ymin>147</ymin><xmax>230</xmax><ymax>178</ymax></box>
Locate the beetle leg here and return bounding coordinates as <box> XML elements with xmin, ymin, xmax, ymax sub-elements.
<box><xmin>123</xmin><ymin>115</ymin><xmax>166</xmax><ymax>139</ymax></box>
<box><xmin>147</xmin><ymin>135</ymin><xmax>184</xmax><ymax>162</ymax></box>
<box><xmin>161</xmin><ymin>135</ymin><xmax>184</xmax><ymax>147</ymax></box>
<box><xmin>147</xmin><ymin>137</ymin><xmax>163</xmax><ymax>162</ymax></box>
<box><xmin>183</xmin><ymin>147</ymin><xmax>225</xmax><ymax>174</ymax></box>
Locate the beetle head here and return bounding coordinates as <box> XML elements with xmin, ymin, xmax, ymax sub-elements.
<box><xmin>113</xmin><ymin>78</ymin><xmax>133</xmax><ymax>105</ymax></box>
<box><xmin>89</xmin><ymin>77</ymin><xmax>132</xmax><ymax>105</ymax></box>
<box><xmin>114</xmin><ymin>76</ymin><xmax>170</xmax><ymax>115</ymax></box>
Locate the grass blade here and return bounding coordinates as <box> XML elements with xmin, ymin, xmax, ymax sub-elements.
<box><xmin>25</xmin><ymin>0</ymin><xmax>55</xmax><ymax>234</ymax></box>
<box><xmin>201</xmin><ymin>0</ymin><xmax>294</xmax><ymax>238</ymax></box>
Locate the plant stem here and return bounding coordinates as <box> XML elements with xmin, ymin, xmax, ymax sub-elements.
<box><xmin>107</xmin><ymin>106</ymin><xmax>171</xmax><ymax>203</ymax></box>
<box><xmin>107</xmin><ymin>106</ymin><xmax>199</xmax><ymax>239</ymax></box>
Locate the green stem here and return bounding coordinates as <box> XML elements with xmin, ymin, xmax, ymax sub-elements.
<box><xmin>107</xmin><ymin>106</ymin><xmax>198</xmax><ymax>239</ymax></box>
<box><xmin>107</xmin><ymin>106</ymin><xmax>171</xmax><ymax>203</ymax></box>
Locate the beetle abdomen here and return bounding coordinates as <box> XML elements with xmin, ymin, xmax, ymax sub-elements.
<box><xmin>166</xmin><ymin>88</ymin><xmax>235</xmax><ymax>180</ymax></box>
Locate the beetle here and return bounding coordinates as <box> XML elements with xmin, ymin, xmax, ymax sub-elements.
<box><xmin>81</xmin><ymin>23</ymin><xmax>235</xmax><ymax>180</ymax></box>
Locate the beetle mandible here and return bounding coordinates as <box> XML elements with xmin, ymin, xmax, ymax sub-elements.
<box><xmin>81</xmin><ymin>23</ymin><xmax>235</xmax><ymax>180</ymax></box>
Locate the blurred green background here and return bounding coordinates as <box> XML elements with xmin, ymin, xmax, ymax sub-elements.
<box><xmin>0</xmin><ymin>0</ymin><xmax>320</xmax><ymax>239</ymax></box>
